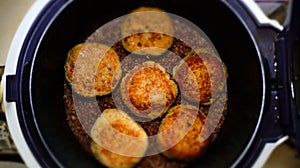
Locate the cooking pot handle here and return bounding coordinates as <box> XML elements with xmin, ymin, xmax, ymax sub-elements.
<box><xmin>239</xmin><ymin>0</ymin><xmax>284</xmax><ymax>31</ymax></box>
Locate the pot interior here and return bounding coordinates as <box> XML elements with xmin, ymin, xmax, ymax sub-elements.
<box><xmin>29</xmin><ymin>0</ymin><xmax>263</xmax><ymax>167</ymax></box>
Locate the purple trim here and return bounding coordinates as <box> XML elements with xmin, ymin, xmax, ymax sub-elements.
<box><xmin>8</xmin><ymin>0</ymin><xmax>69</xmax><ymax>167</ymax></box>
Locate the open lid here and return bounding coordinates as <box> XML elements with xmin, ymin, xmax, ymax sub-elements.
<box><xmin>276</xmin><ymin>0</ymin><xmax>300</xmax><ymax>154</ymax></box>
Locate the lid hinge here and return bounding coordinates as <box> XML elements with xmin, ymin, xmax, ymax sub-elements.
<box><xmin>274</xmin><ymin>36</ymin><xmax>291</xmax><ymax>127</ymax></box>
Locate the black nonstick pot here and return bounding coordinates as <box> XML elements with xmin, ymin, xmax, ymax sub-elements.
<box><xmin>3</xmin><ymin>0</ymin><xmax>300</xmax><ymax>167</ymax></box>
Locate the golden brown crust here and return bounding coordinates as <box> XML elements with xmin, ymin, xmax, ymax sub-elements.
<box><xmin>120</xmin><ymin>61</ymin><xmax>178</xmax><ymax>119</ymax></box>
<box><xmin>121</xmin><ymin>7</ymin><xmax>174</xmax><ymax>56</ymax></box>
<box><xmin>64</xmin><ymin>43</ymin><xmax>122</xmax><ymax>97</ymax></box>
<box><xmin>157</xmin><ymin>105</ymin><xmax>212</xmax><ymax>162</ymax></box>
<box><xmin>90</xmin><ymin>109</ymin><xmax>148</xmax><ymax>168</ymax></box>
<box><xmin>64</xmin><ymin>6</ymin><xmax>229</xmax><ymax>166</ymax></box>
<box><xmin>173</xmin><ymin>49</ymin><xmax>226</xmax><ymax>104</ymax></box>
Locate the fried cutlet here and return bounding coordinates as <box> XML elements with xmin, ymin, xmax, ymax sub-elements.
<box><xmin>90</xmin><ymin>108</ymin><xmax>148</xmax><ymax>168</ymax></box>
<box><xmin>121</xmin><ymin>7</ymin><xmax>174</xmax><ymax>56</ymax></box>
<box><xmin>120</xmin><ymin>61</ymin><xmax>178</xmax><ymax>119</ymax></box>
<box><xmin>64</xmin><ymin>43</ymin><xmax>122</xmax><ymax>97</ymax></box>
<box><xmin>157</xmin><ymin>105</ymin><xmax>213</xmax><ymax>162</ymax></box>
<box><xmin>173</xmin><ymin>49</ymin><xmax>227</xmax><ymax>104</ymax></box>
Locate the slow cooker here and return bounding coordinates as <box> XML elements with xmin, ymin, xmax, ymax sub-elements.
<box><xmin>2</xmin><ymin>0</ymin><xmax>300</xmax><ymax>167</ymax></box>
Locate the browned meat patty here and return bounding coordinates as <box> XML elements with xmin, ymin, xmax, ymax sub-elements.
<box><xmin>90</xmin><ymin>108</ymin><xmax>148</xmax><ymax>168</ymax></box>
<box><xmin>65</xmin><ymin>43</ymin><xmax>122</xmax><ymax>97</ymax></box>
<box><xmin>157</xmin><ymin>105</ymin><xmax>213</xmax><ymax>162</ymax></box>
<box><xmin>120</xmin><ymin>61</ymin><xmax>178</xmax><ymax>119</ymax></box>
<box><xmin>173</xmin><ymin>48</ymin><xmax>227</xmax><ymax>104</ymax></box>
<box><xmin>121</xmin><ymin>7</ymin><xmax>174</xmax><ymax>56</ymax></box>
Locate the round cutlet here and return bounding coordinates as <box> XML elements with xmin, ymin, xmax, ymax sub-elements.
<box><xmin>121</xmin><ymin>7</ymin><xmax>174</xmax><ymax>56</ymax></box>
<box><xmin>157</xmin><ymin>105</ymin><xmax>213</xmax><ymax>162</ymax></box>
<box><xmin>120</xmin><ymin>61</ymin><xmax>178</xmax><ymax>119</ymax></box>
<box><xmin>173</xmin><ymin>49</ymin><xmax>227</xmax><ymax>104</ymax></box>
<box><xmin>90</xmin><ymin>109</ymin><xmax>148</xmax><ymax>168</ymax></box>
<box><xmin>64</xmin><ymin>43</ymin><xmax>122</xmax><ymax>97</ymax></box>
